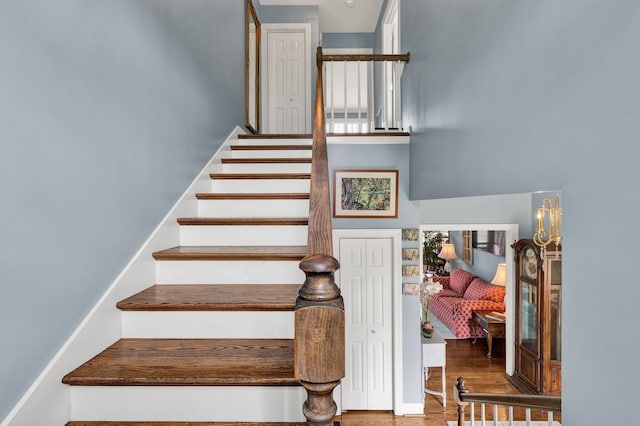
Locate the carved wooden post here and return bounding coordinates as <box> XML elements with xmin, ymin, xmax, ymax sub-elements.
<box><xmin>455</xmin><ymin>377</ymin><xmax>469</xmax><ymax>426</ymax></box>
<box><xmin>295</xmin><ymin>254</ymin><xmax>344</xmax><ymax>426</ymax></box>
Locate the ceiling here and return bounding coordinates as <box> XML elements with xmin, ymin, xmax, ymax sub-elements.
<box><xmin>258</xmin><ymin>0</ymin><xmax>385</xmax><ymax>33</ymax></box>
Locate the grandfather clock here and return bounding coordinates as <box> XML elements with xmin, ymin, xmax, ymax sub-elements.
<box><xmin>510</xmin><ymin>239</ymin><xmax>562</xmax><ymax>395</ymax></box>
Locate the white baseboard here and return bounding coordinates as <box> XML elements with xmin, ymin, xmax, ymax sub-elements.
<box><xmin>0</xmin><ymin>126</ymin><xmax>244</xmax><ymax>426</ymax></box>
<box><xmin>402</xmin><ymin>403</ymin><xmax>424</xmax><ymax>415</ymax></box>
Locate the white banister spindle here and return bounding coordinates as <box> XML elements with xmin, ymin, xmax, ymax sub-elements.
<box><xmin>525</xmin><ymin>408</ymin><xmax>531</xmax><ymax>425</ymax></box>
<box><xmin>357</xmin><ymin>62</ymin><xmax>362</xmax><ymax>132</ymax></box>
<box><xmin>330</xmin><ymin>61</ymin><xmax>335</xmax><ymax>130</ymax></box>
<box><xmin>369</xmin><ymin>60</ymin><xmax>374</xmax><ymax>131</ymax></box>
<box><xmin>493</xmin><ymin>404</ymin><xmax>498</xmax><ymax>425</ymax></box>
<box><xmin>343</xmin><ymin>61</ymin><xmax>347</xmax><ymax>132</ymax></box>
<box><xmin>508</xmin><ymin>406</ymin><xmax>514</xmax><ymax>425</ymax></box>
<box><xmin>470</xmin><ymin>403</ymin><xmax>475</xmax><ymax>426</ymax></box>
<box><xmin>548</xmin><ymin>411</ymin><xmax>554</xmax><ymax>425</ymax></box>
<box><xmin>481</xmin><ymin>403</ymin><xmax>486</xmax><ymax>426</ymax></box>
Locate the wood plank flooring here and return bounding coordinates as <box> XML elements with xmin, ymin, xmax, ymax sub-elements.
<box><xmin>337</xmin><ymin>339</ymin><xmax>561</xmax><ymax>425</ymax></box>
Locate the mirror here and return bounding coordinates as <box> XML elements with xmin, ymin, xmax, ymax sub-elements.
<box><xmin>245</xmin><ymin>0</ymin><xmax>260</xmax><ymax>133</ymax></box>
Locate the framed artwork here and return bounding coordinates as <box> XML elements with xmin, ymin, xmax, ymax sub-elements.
<box><xmin>402</xmin><ymin>265</ymin><xmax>420</xmax><ymax>278</ymax></box>
<box><xmin>402</xmin><ymin>283</ymin><xmax>420</xmax><ymax>296</ymax></box>
<box><xmin>402</xmin><ymin>228</ymin><xmax>419</xmax><ymax>241</ymax></box>
<box><xmin>333</xmin><ymin>170</ymin><xmax>399</xmax><ymax>218</ymax></box>
<box><xmin>402</xmin><ymin>248</ymin><xmax>420</xmax><ymax>261</ymax></box>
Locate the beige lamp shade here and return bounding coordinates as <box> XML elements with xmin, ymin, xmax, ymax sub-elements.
<box><xmin>491</xmin><ymin>263</ymin><xmax>507</xmax><ymax>286</ymax></box>
<box><xmin>438</xmin><ymin>243</ymin><xmax>458</xmax><ymax>260</ymax></box>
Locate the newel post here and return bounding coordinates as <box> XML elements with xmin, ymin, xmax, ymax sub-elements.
<box><xmin>295</xmin><ymin>254</ymin><xmax>344</xmax><ymax>426</ymax></box>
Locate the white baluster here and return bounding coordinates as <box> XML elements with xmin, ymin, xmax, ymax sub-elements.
<box><xmin>470</xmin><ymin>402</ymin><xmax>475</xmax><ymax>426</ymax></box>
<box><xmin>493</xmin><ymin>404</ymin><xmax>498</xmax><ymax>426</ymax></box>
<box><xmin>525</xmin><ymin>407</ymin><xmax>532</xmax><ymax>425</ymax></box>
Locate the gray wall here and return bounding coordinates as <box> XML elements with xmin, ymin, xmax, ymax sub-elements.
<box><xmin>0</xmin><ymin>0</ymin><xmax>244</xmax><ymax>419</ymax></box>
<box><xmin>402</xmin><ymin>0</ymin><xmax>640</xmax><ymax>422</ymax></box>
<box><xmin>448</xmin><ymin>231</ymin><xmax>506</xmax><ymax>282</ymax></box>
<box><xmin>329</xmin><ymin>144</ymin><xmax>420</xmax><ymax>230</ymax></box>
<box><xmin>322</xmin><ymin>32</ymin><xmax>376</xmax><ymax>50</ymax></box>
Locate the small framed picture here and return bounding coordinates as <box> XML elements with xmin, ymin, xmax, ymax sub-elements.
<box><xmin>402</xmin><ymin>228</ymin><xmax>419</xmax><ymax>241</ymax></box>
<box><xmin>402</xmin><ymin>265</ymin><xmax>420</xmax><ymax>278</ymax></box>
<box><xmin>333</xmin><ymin>170</ymin><xmax>399</xmax><ymax>218</ymax></box>
<box><xmin>402</xmin><ymin>248</ymin><xmax>420</xmax><ymax>261</ymax></box>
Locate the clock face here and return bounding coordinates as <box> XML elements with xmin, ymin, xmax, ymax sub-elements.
<box><xmin>524</xmin><ymin>248</ymin><xmax>537</xmax><ymax>279</ymax></box>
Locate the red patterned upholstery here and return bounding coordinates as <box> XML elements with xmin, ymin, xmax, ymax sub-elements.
<box><xmin>464</xmin><ymin>278</ymin><xmax>506</xmax><ymax>303</ymax></box>
<box><xmin>447</xmin><ymin>269</ymin><xmax>476</xmax><ymax>295</ymax></box>
<box><xmin>428</xmin><ymin>270</ymin><xmax>506</xmax><ymax>338</ymax></box>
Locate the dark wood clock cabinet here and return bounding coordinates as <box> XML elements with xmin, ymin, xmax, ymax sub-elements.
<box><xmin>510</xmin><ymin>239</ymin><xmax>562</xmax><ymax>395</ymax></box>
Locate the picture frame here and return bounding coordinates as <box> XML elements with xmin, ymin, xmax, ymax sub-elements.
<box><xmin>402</xmin><ymin>228</ymin><xmax>419</xmax><ymax>241</ymax></box>
<box><xmin>402</xmin><ymin>248</ymin><xmax>420</xmax><ymax>261</ymax></box>
<box><xmin>333</xmin><ymin>169</ymin><xmax>399</xmax><ymax>218</ymax></box>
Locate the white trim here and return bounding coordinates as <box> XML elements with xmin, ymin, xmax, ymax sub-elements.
<box><xmin>402</xmin><ymin>403</ymin><xmax>425</xmax><ymax>415</ymax></box>
<box><xmin>333</xmin><ymin>229</ymin><xmax>404</xmax><ymax>416</ymax></box>
<box><xmin>261</xmin><ymin>23</ymin><xmax>312</xmax><ymax>134</ymax></box>
<box><xmin>0</xmin><ymin>127</ymin><xmax>245</xmax><ymax>426</ymax></box>
<box><xmin>418</xmin><ymin>223</ymin><xmax>519</xmax><ymax>376</ymax></box>
<box><xmin>327</xmin><ymin>134</ymin><xmax>409</xmax><ymax>145</ymax></box>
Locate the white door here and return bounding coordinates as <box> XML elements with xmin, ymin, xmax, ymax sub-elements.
<box><xmin>340</xmin><ymin>238</ymin><xmax>393</xmax><ymax>410</ymax></box>
<box><xmin>266</xmin><ymin>31</ymin><xmax>306</xmax><ymax>133</ymax></box>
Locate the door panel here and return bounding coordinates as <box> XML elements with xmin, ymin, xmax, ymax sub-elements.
<box><xmin>340</xmin><ymin>238</ymin><xmax>393</xmax><ymax>410</ymax></box>
<box><xmin>267</xmin><ymin>31</ymin><xmax>306</xmax><ymax>133</ymax></box>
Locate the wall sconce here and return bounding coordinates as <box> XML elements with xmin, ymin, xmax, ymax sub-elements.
<box><xmin>438</xmin><ymin>243</ymin><xmax>458</xmax><ymax>273</ymax></box>
<box><xmin>533</xmin><ymin>194</ymin><xmax>562</xmax><ymax>250</ymax></box>
<box><xmin>491</xmin><ymin>263</ymin><xmax>507</xmax><ymax>286</ymax></box>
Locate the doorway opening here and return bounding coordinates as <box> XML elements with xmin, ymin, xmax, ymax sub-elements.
<box><xmin>419</xmin><ymin>223</ymin><xmax>519</xmax><ymax>375</ymax></box>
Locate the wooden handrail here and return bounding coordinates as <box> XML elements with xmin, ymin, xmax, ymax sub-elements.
<box><xmin>323</xmin><ymin>53</ymin><xmax>410</xmax><ymax>63</ymax></box>
<box><xmin>454</xmin><ymin>377</ymin><xmax>561</xmax><ymax>426</ymax></box>
<box><xmin>294</xmin><ymin>46</ymin><xmax>345</xmax><ymax>426</ymax></box>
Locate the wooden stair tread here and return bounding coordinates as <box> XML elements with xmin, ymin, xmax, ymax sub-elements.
<box><xmin>152</xmin><ymin>245</ymin><xmax>307</xmax><ymax>261</ymax></box>
<box><xmin>62</xmin><ymin>338</ymin><xmax>297</xmax><ymax>386</ymax></box>
<box><xmin>221</xmin><ymin>158</ymin><xmax>311</xmax><ymax>164</ymax></box>
<box><xmin>177</xmin><ymin>217</ymin><xmax>308</xmax><ymax>226</ymax></box>
<box><xmin>230</xmin><ymin>145</ymin><xmax>312</xmax><ymax>150</ymax></box>
<box><xmin>210</xmin><ymin>173</ymin><xmax>310</xmax><ymax>180</ymax></box>
<box><xmin>195</xmin><ymin>193</ymin><xmax>309</xmax><ymax>200</ymax></box>
<box><xmin>238</xmin><ymin>134</ymin><xmax>312</xmax><ymax>139</ymax></box>
<box><xmin>117</xmin><ymin>284</ymin><xmax>300</xmax><ymax>311</ymax></box>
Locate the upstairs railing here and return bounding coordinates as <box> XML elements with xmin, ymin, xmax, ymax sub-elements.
<box><xmin>322</xmin><ymin>52</ymin><xmax>410</xmax><ymax>133</ymax></box>
<box><xmin>294</xmin><ymin>46</ymin><xmax>345</xmax><ymax>425</ymax></box>
<box><xmin>454</xmin><ymin>377</ymin><xmax>562</xmax><ymax>426</ymax></box>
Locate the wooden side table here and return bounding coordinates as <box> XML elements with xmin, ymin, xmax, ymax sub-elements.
<box><xmin>472</xmin><ymin>310</ymin><xmax>506</xmax><ymax>358</ymax></box>
<box><xmin>421</xmin><ymin>329</ymin><xmax>447</xmax><ymax>406</ymax></box>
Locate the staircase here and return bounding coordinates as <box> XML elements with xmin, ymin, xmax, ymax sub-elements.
<box><xmin>62</xmin><ymin>135</ymin><xmax>319</xmax><ymax>424</ymax></box>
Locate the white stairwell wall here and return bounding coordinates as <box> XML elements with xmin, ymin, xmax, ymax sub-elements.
<box><xmin>0</xmin><ymin>127</ymin><xmax>307</xmax><ymax>425</ymax></box>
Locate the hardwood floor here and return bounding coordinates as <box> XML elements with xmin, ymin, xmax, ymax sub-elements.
<box><xmin>337</xmin><ymin>338</ymin><xmax>561</xmax><ymax>425</ymax></box>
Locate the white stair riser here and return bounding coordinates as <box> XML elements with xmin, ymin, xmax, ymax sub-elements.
<box><xmin>197</xmin><ymin>199</ymin><xmax>309</xmax><ymax>218</ymax></box>
<box><xmin>122</xmin><ymin>311</ymin><xmax>294</xmax><ymax>338</ymax></box>
<box><xmin>69</xmin><ymin>386</ymin><xmax>306</xmax><ymax>422</ymax></box>
<box><xmin>210</xmin><ymin>179</ymin><xmax>310</xmax><ymax>193</ymax></box>
<box><xmin>220</xmin><ymin>163</ymin><xmax>311</xmax><ymax>173</ymax></box>
<box><xmin>180</xmin><ymin>225</ymin><xmax>308</xmax><ymax>246</ymax></box>
<box><xmin>234</xmin><ymin>138</ymin><xmax>311</xmax><ymax>146</ymax></box>
<box><xmin>229</xmin><ymin>149</ymin><xmax>312</xmax><ymax>159</ymax></box>
<box><xmin>156</xmin><ymin>260</ymin><xmax>305</xmax><ymax>284</ymax></box>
